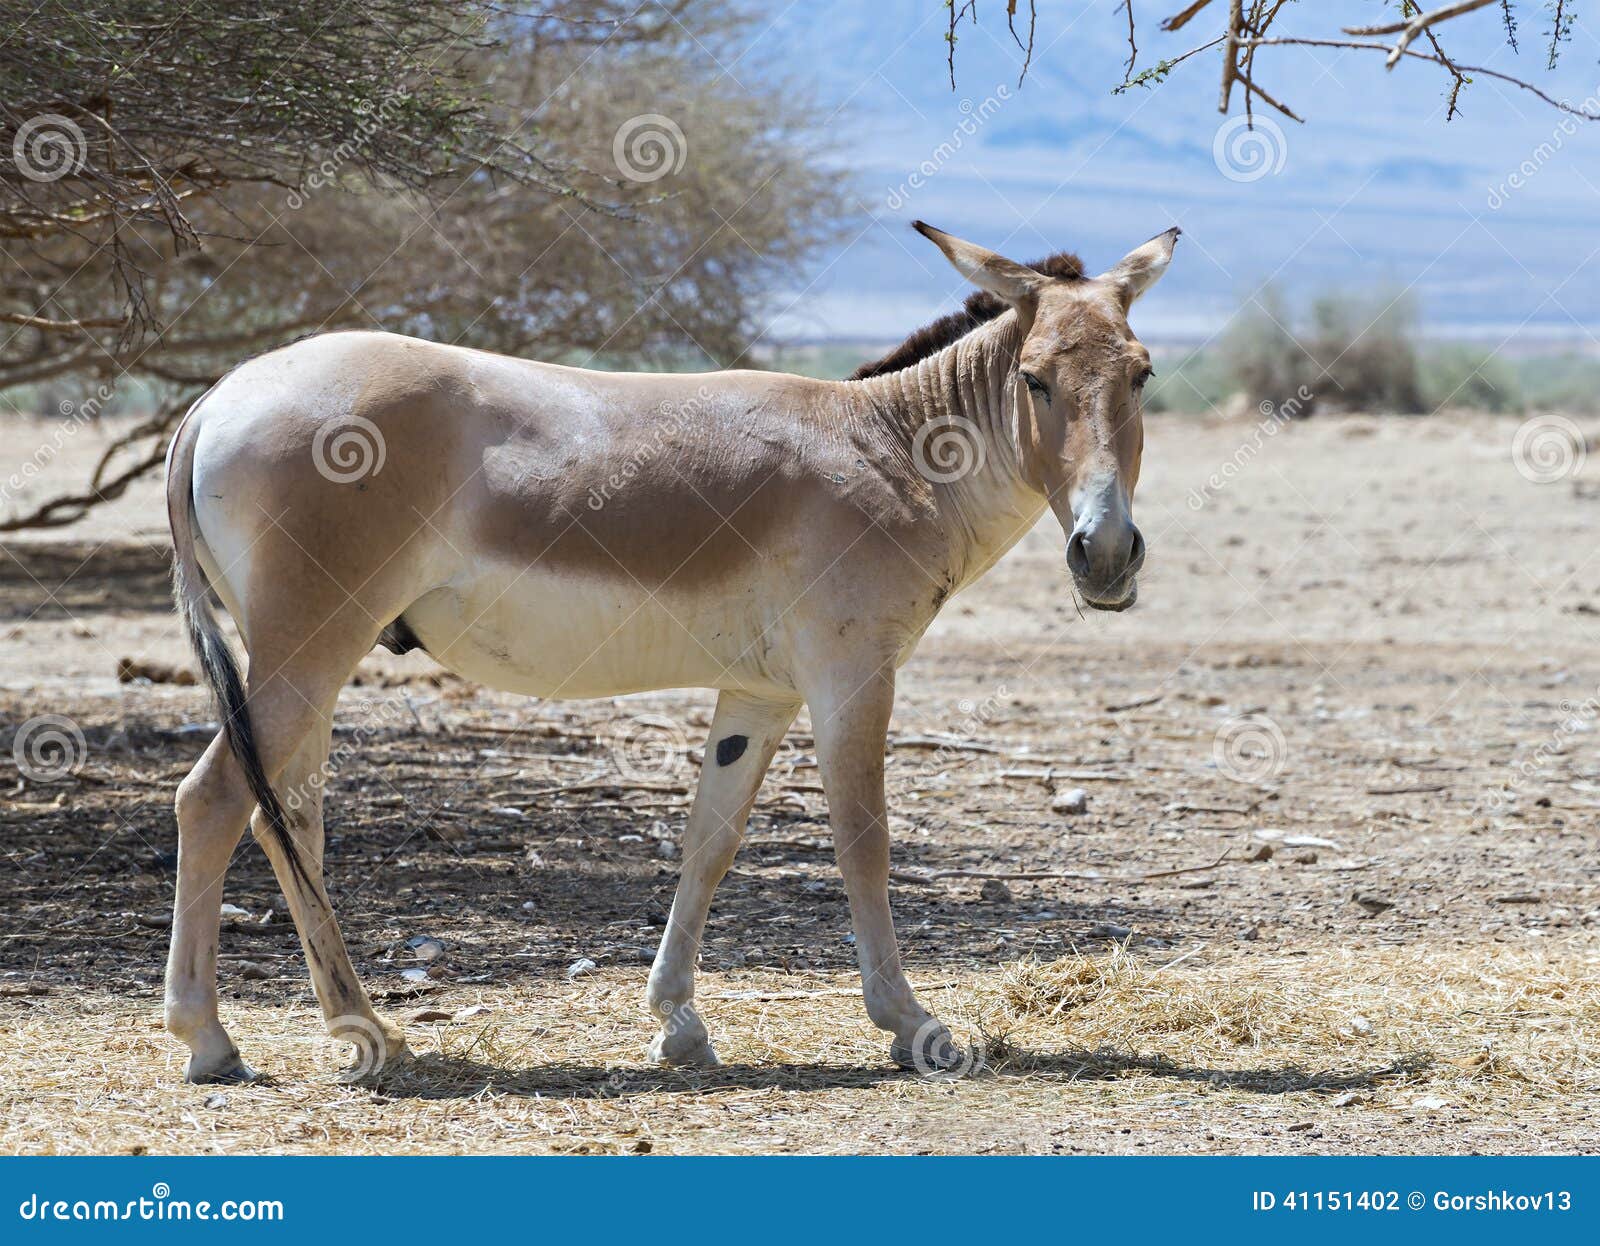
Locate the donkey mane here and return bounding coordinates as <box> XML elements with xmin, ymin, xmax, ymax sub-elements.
<box><xmin>847</xmin><ymin>250</ymin><xmax>1086</xmax><ymax>381</ymax></box>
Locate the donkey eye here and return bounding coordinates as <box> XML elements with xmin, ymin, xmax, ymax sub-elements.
<box><xmin>1021</xmin><ymin>371</ymin><xmax>1050</xmax><ymax>399</ymax></box>
<box><xmin>1134</xmin><ymin>366</ymin><xmax>1154</xmax><ymax>389</ymax></box>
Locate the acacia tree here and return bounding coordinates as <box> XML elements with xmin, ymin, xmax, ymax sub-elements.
<box><xmin>0</xmin><ymin>1</ymin><xmax>849</xmax><ymax>528</ymax></box>
<box><xmin>951</xmin><ymin>2</ymin><xmax>1591</xmax><ymax>123</ymax></box>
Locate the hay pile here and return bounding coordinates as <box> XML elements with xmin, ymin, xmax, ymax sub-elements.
<box><xmin>990</xmin><ymin>940</ymin><xmax>1600</xmax><ymax>1104</ymax></box>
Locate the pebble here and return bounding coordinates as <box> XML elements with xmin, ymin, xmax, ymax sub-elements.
<box><xmin>405</xmin><ymin>1007</ymin><xmax>454</xmax><ymax>1024</ymax></box>
<box><xmin>1051</xmin><ymin>787</ymin><xmax>1089</xmax><ymax>814</ymax></box>
<box><xmin>567</xmin><ymin>957</ymin><xmax>598</xmax><ymax>980</ymax></box>
<box><xmin>407</xmin><ymin>936</ymin><xmax>446</xmax><ymax>963</ymax></box>
<box><xmin>454</xmin><ymin>1005</ymin><xmax>493</xmax><ymax>1022</ymax></box>
<box><xmin>979</xmin><ymin>879</ymin><xmax>1013</xmax><ymax>904</ymax></box>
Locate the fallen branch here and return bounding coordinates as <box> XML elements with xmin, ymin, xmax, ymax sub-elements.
<box><xmin>890</xmin><ymin>849</ymin><xmax>1234</xmax><ymax>886</ymax></box>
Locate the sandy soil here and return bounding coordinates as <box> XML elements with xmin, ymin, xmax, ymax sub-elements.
<box><xmin>0</xmin><ymin>407</ymin><xmax>1596</xmax><ymax>1154</ymax></box>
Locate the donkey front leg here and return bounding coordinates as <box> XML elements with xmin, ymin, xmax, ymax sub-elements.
<box><xmin>809</xmin><ymin>667</ymin><xmax>961</xmax><ymax>1071</ymax></box>
<box><xmin>647</xmin><ymin>691</ymin><xmax>799</xmax><ymax>1066</ymax></box>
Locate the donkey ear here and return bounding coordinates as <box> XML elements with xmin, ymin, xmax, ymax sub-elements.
<box><xmin>1099</xmin><ymin>227</ymin><xmax>1180</xmax><ymax>306</ymax></box>
<box><xmin>913</xmin><ymin>220</ymin><xmax>1040</xmax><ymax>305</ymax></box>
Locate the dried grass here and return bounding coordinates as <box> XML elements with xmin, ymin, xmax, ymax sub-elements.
<box><xmin>2</xmin><ymin>938</ymin><xmax>1595</xmax><ymax>1155</ymax></box>
<box><xmin>993</xmin><ymin>940</ymin><xmax>1600</xmax><ymax>1103</ymax></box>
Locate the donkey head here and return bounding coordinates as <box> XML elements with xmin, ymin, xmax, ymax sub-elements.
<box><xmin>914</xmin><ymin>220</ymin><xmax>1178</xmax><ymax>611</ymax></box>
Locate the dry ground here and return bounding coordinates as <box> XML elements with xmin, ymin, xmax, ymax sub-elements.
<box><xmin>0</xmin><ymin>407</ymin><xmax>1597</xmax><ymax>1154</ymax></box>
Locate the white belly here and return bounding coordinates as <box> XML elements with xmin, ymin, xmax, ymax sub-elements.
<box><xmin>402</xmin><ymin>565</ymin><xmax>793</xmax><ymax>700</ymax></box>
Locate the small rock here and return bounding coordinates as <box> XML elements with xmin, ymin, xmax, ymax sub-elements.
<box><xmin>567</xmin><ymin>957</ymin><xmax>599</xmax><ymax>980</ymax></box>
<box><xmin>1088</xmin><ymin>921</ymin><xmax>1132</xmax><ymax>939</ymax></box>
<box><xmin>1291</xmin><ymin>850</ymin><xmax>1319</xmax><ymax>865</ymax></box>
<box><xmin>521</xmin><ymin>901</ymin><xmax>537</xmax><ymax>913</ymax></box>
<box><xmin>405</xmin><ymin>1007</ymin><xmax>453</xmax><ymax>1024</ymax></box>
<box><xmin>1051</xmin><ymin>787</ymin><xmax>1089</xmax><ymax>815</ymax></box>
<box><xmin>657</xmin><ymin>840</ymin><xmax>679</xmax><ymax>860</ymax></box>
<box><xmin>1329</xmin><ymin>1091</ymin><xmax>1365</xmax><ymax>1107</ymax></box>
<box><xmin>407</xmin><ymin>935</ymin><xmax>446</xmax><ymax>963</ymax></box>
<box><xmin>1348</xmin><ymin>1014</ymin><xmax>1373</xmax><ymax>1035</ymax></box>
<box><xmin>1410</xmin><ymin>1095</ymin><xmax>1450</xmax><ymax>1111</ymax></box>
<box><xmin>1351</xmin><ymin>891</ymin><xmax>1394</xmax><ymax>916</ymax></box>
<box><xmin>219</xmin><ymin>903</ymin><xmax>252</xmax><ymax>921</ymax></box>
<box><xmin>400</xmin><ymin>967</ymin><xmax>431</xmax><ymax>984</ymax></box>
<box><xmin>202</xmin><ymin>1093</ymin><xmax>228</xmax><ymax>1109</ymax></box>
<box><xmin>236</xmin><ymin>961</ymin><xmax>272</xmax><ymax>981</ymax></box>
<box><xmin>489</xmin><ymin>806</ymin><xmax>526</xmax><ymax>819</ymax></box>
<box><xmin>453</xmin><ymin>1005</ymin><xmax>493</xmax><ymax>1022</ymax></box>
<box><xmin>1242</xmin><ymin>842</ymin><xmax>1275</xmax><ymax>862</ymax></box>
<box><xmin>979</xmin><ymin>879</ymin><xmax>1013</xmax><ymax>904</ymax></box>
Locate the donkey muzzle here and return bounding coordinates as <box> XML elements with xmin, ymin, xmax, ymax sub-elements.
<box><xmin>1066</xmin><ymin>477</ymin><xmax>1144</xmax><ymax>610</ymax></box>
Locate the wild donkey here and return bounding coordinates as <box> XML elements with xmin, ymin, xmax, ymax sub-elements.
<box><xmin>164</xmin><ymin>222</ymin><xmax>1177</xmax><ymax>1082</ymax></box>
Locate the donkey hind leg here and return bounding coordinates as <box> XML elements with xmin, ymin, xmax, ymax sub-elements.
<box><xmin>808</xmin><ymin>665</ymin><xmax>962</xmax><ymax>1073</ymax></box>
<box><xmin>166</xmin><ymin>730</ymin><xmax>259</xmax><ymax>1082</ymax></box>
<box><xmin>249</xmin><ymin>686</ymin><xmax>411</xmax><ymax>1083</ymax></box>
<box><xmin>647</xmin><ymin>691</ymin><xmax>799</xmax><ymax>1066</ymax></box>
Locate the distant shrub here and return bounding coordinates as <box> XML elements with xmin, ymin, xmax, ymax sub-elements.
<box><xmin>1420</xmin><ymin>347</ymin><xmax>1521</xmax><ymax>413</ymax></box>
<box><xmin>1513</xmin><ymin>352</ymin><xmax>1600</xmax><ymax>416</ymax></box>
<box><xmin>1221</xmin><ymin>286</ymin><xmax>1425</xmax><ymax>415</ymax></box>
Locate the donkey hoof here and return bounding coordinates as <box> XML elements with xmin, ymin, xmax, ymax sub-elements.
<box><xmin>891</xmin><ymin>1020</ymin><xmax>974</xmax><ymax>1077</ymax></box>
<box><xmin>648</xmin><ymin>1029</ymin><xmax>720</xmax><ymax>1068</ymax></box>
<box><xmin>185</xmin><ymin>1051</ymin><xmax>258</xmax><ymax>1085</ymax></box>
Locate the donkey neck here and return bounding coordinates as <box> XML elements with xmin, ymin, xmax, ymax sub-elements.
<box><xmin>853</xmin><ymin>313</ymin><xmax>1048</xmax><ymax>590</ymax></box>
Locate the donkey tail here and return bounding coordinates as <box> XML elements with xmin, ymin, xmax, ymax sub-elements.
<box><xmin>166</xmin><ymin>392</ymin><xmax>295</xmax><ymax>856</ymax></box>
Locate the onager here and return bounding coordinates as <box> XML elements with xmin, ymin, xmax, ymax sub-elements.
<box><xmin>164</xmin><ymin>221</ymin><xmax>1178</xmax><ymax>1082</ymax></box>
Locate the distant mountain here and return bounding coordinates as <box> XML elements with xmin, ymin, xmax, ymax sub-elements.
<box><xmin>752</xmin><ymin>0</ymin><xmax>1600</xmax><ymax>345</ymax></box>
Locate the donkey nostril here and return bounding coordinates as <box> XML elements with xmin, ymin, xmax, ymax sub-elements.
<box><xmin>1066</xmin><ymin>529</ymin><xmax>1091</xmax><ymax>579</ymax></box>
<box><xmin>1127</xmin><ymin>527</ymin><xmax>1146</xmax><ymax>572</ymax></box>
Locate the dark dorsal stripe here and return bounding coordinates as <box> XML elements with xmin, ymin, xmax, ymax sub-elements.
<box><xmin>847</xmin><ymin>250</ymin><xmax>1086</xmax><ymax>381</ymax></box>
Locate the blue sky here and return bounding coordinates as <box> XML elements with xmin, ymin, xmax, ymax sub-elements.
<box><xmin>727</xmin><ymin>1</ymin><xmax>1600</xmax><ymax>343</ymax></box>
